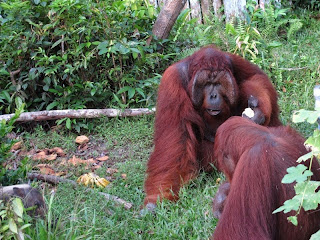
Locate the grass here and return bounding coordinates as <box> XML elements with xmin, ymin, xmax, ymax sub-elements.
<box><xmin>21</xmin><ymin>116</ymin><xmax>220</xmax><ymax>239</ymax></box>
<box><xmin>3</xmin><ymin>7</ymin><xmax>320</xmax><ymax>240</ymax></box>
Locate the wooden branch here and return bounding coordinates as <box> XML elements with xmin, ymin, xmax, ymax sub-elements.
<box><xmin>28</xmin><ymin>173</ymin><xmax>77</xmax><ymax>186</ymax></box>
<box><xmin>8</xmin><ymin>68</ymin><xmax>21</xmax><ymax>86</ymax></box>
<box><xmin>28</xmin><ymin>173</ymin><xmax>133</xmax><ymax>209</ymax></box>
<box><xmin>0</xmin><ymin>108</ymin><xmax>156</xmax><ymax>122</ymax></box>
<box><xmin>99</xmin><ymin>192</ymin><xmax>133</xmax><ymax>210</ymax></box>
<box><xmin>278</xmin><ymin>67</ymin><xmax>309</xmax><ymax>71</ymax></box>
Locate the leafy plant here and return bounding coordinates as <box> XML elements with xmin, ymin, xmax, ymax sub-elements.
<box><xmin>0</xmin><ymin>198</ymin><xmax>31</xmax><ymax>240</ymax></box>
<box><xmin>0</xmin><ymin>105</ymin><xmax>24</xmax><ymax>165</ymax></box>
<box><xmin>0</xmin><ymin>0</ymin><xmax>177</xmax><ymax>114</ymax></box>
<box><xmin>273</xmin><ymin>108</ymin><xmax>320</xmax><ymax>237</ymax></box>
<box><xmin>0</xmin><ymin>104</ymin><xmax>30</xmax><ymax>185</ymax></box>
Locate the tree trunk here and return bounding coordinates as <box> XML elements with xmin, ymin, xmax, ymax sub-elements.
<box><xmin>201</xmin><ymin>0</ymin><xmax>213</xmax><ymax>23</ymax></box>
<box><xmin>150</xmin><ymin>0</ymin><xmax>188</xmax><ymax>40</ymax></box>
<box><xmin>213</xmin><ymin>0</ymin><xmax>223</xmax><ymax>19</ymax></box>
<box><xmin>189</xmin><ymin>0</ymin><xmax>202</xmax><ymax>23</ymax></box>
<box><xmin>223</xmin><ymin>0</ymin><xmax>246</xmax><ymax>22</ymax></box>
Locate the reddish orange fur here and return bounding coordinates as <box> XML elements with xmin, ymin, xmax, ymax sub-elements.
<box><xmin>213</xmin><ymin>117</ymin><xmax>320</xmax><ymax>240</ymax></box>
<box><xmin>144</xmin><ymin>46</ymin><xmax>281</xmax><ymax>205</ymax></box>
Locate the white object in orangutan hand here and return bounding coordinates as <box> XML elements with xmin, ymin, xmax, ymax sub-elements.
<box><xmin>242</xmin><ymin>108</ymin><xmax>254</xmax><ymax>118</ymax></box>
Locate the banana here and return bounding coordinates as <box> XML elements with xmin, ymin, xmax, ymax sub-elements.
<box><xmin>77</xmin><ymin>173</ymin><xmax>110</xmax><ymax>188</ymax></box>
<box><xmin>97</xmin><ymin>178</ymin><xmax>110</xmax><ymax>188</ymax></box>
<box><xmin>99</xmin><ymin>178</ymin><xmax>110</xmax><ymax>187</ymax></box>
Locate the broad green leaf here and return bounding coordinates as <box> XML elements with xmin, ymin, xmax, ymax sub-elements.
<box><xmin>304</xmin><ymin>131</ymin><xmax>320</xmax><ymax>151</ymax></box>
<box><xmin>0</xmin><ymin>224</ymin><xmax>9</xmax><ymax>233</ymax></box>
<box><xmin>128</xmin><ymin>87</ymin><xmax>135</xmax><ymax>99</ymax></box>
<box><xmin>66</xmin><ymin>118</ymin><xmax>71</xmax><ymax>129</ymax></box>
<box><xmin>274</xmin><ymin>196</ymin><xmax>301</xmax><ymax>214</ymax></box>
<box><xmin>0</xmin><ymin>68</ymin><xmax>9</xmax><ymax>75</ymax></box>
<box><xmin>20</xmin><ymin>224</ymin><xmax>31</xmax><ymax>230</ymax></box>
<box><xmin>132</xmin><ymin>52</ymin><xmax>138</xmax><ymax>59</ymax></box>
<box><xmin>12</xmin><ymin>198</ymin><xmax>24</xmax><ymax>218</ymax></box>
<box><xmin>97</xmin><ymin>41</ymin><xmax>109</xmax><ymax>50</ymax></box>
<box><xmin>310</xmin><ymin>230</ymin><xmax>320</xmax><ymax>240</ymax></box>
<box><xmin>43</xmin><ymin>85</ymin><xmax>49</xmax><ymax>91</ymax></box>
<box><xmin>148</xmin><ymin>7</ymin><xmax>154</xmax><ymax>18</ymax></box>
<box><xmin>56</xmin><ymin>118</ymin><xmax>66</xmax><ymax>125</ymax></box>
<box><xmin>292</xmin><ymin>109</ymin><xmax>319</xmax><ymax>124</ymax></box>
<box><xmin>287</xmin><ymin>216</ymin><xmax>298</xmax><ymax>226</ymax></box>
<box><xmin>117</xmin><ymin>86</ymin><xmax>131</xmax><ymax>94</ymax></box>
<box><xmin>115</xmin><ymin>43</ymin><xmax>130</xmax><ymax>55</ymax></box>
<box><xmin>98</xmin><ymin>48</ymin><xmax>109</xmax><ymax>55</ymax></box>
<box><xmin>0</xmin><ymin>210</ymin><xmax>6</xmax><ymax>217</ymax></box>
<box><xmin>136</xmin><ymin>88</ymin><xmax>145</xmax><ymax>98</ymax></box>
<box><xmin>0</xmin><ymin>90</ymin><xmax>11</xmax><ymax>102</ymax></box>
<box><xmin>97</xmin><ymin>41</ymin><xmax>110</xmax><ymax>55</ymax></box>
<box><xmin>43</xmin><ymin>77</ymin><xmax>51</xmax><ymax>85</ymax></box>
<box><xmin>15</xmin><ymin>97</ymin><xmax>23</xmax><ymax>108</ymax></box>
<box><xmin>297</xmin><ymin>151</ymin><xmax>313</xmax><ymax>163</ymax></box>
<box><xmin>9</xmin><ymin>218</ymin><xmax>18</xmax><ymax>234</ymax></box>
<box><xmin>295</xmin><ymin>181</ymin><xmax>320</xmax><ymax>211</ymax></box>
<box><xmin>282</xmin><ymin>164</ymin><xmax>313</xmax><ymax>184</ymax></box>
<box><xmin>46</xmin><ymin>101</ymin><xmax>59</xmax><ymax>110</ymax></box>
<box><xmin>90</xmin><ymin>88</ymin><xmax>96</xmax><ymax>96</ymax></box>
<box><xmin>51</xmin><ymin>38</ymin><xmax>63</xmax><ymax>49</ymax></box>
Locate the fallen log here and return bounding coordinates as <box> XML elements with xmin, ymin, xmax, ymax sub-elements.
<box><xmin>0</xmin><ymin>108</ymin><xmax>156</xmax><ymax>122</ymax></box>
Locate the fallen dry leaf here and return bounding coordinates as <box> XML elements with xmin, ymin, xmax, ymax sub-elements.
<box><xmin>32</xmin><ymin>151</ymin><xmax>47</xmax><ymax>161</ymax></box>
<box><xmin>67</xmin><ymin>156</ymin><xmax>98</xmax><ymax>167</ymax></box>
<box><xmin>11</xmin><ymin>141</ymin><xmax>23</xmax><ymax>151</ymax></box>
<box><xmin>68</xmin><ymin>155</ymin><xmax>87</xmax><ymax>166</ymax></box>
<box><xmin>35</xmin><ymin>164</ymin><xmax>55</xmax><ymax>175</ymax></box>
<box><xmin>97</xmin><ymin>156</ymin><xmax>109</xmax><ymax>161</ymax></box>
<box><xmin>46</xmin><ymin>154</ymin><xmax>57</xmax><ymax>161</ymax></box>
<box><xmin>75</xmin><ymin>135</ymin><xmax>89</xmax><ymax>144</ymax></box>
<box><xmin>51</xmin><ymin>147</ymin><xmax>66</xmax><ymax>156</ymax></box>
<box><xmin>32</xmin><ymin>150</ymin><xmax>57</xmax><ymax>161</ymax></box>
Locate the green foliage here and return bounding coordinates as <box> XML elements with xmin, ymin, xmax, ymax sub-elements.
<box><xmin>0</xmin><ymin>106</ymin><xmax>24</xmax><ymax>165</ymax></box>
<box><xmin>281</xmin><ymin>164</ymin><xmax>313</xmax><ymax>184</ymax></box>
<box><xmin>292</xmin><ymin>109</ymin><xmax>319</xmax><ymax>124</ymax></box>
<box><xmin>273</xmin><ymin>109</ymin><xmax>320</xmax><ymax>230</ymax></box>
<box><xmin>0</xmin><ymin>0</ymin><xmax>175</xmax><ymax>114</ymax></box>
<box><xmin>0</xmin><ymin>198</ymin><xmax>31</xmax><ymax>239</ymax></box>
<box><xmin>310</xmin><ymin>230</ymin><xmax>320</xmax><ymax>240</ymax></box>
<box><xmin>0</xmin><ymin>104</ymin><xmax>30</xmax><ymax>185</ymax></box>
<box><xmin>285</xmin><ymin>0</ymin><xmax>320</xmax><ymax>10</ymax></box>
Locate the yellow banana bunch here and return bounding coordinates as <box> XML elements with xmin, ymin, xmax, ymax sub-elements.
<box><xmin>77</xmin><ymin>173</ymin><xmax>110</xmax><ymax>188</ymax></box>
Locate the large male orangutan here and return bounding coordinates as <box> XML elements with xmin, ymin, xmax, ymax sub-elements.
<box><xmin>212</xmin><ymin>116</ymin><xmax>320</xmax><ymax>240</ymax></box>
<box><xmin>144</xmin><ymin>46</ymin><xmax>281</xmax><ymax>206</ymax></box>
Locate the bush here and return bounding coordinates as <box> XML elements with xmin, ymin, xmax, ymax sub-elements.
<box><xmin>0</xmin><ymin>105</ymin><xmax>30</xmax><ymax>185</ymax></box>
<box><xmin>0</xmin><ymin>0</ymin><xmax>177</xmax><ymax>113</ymax></box>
